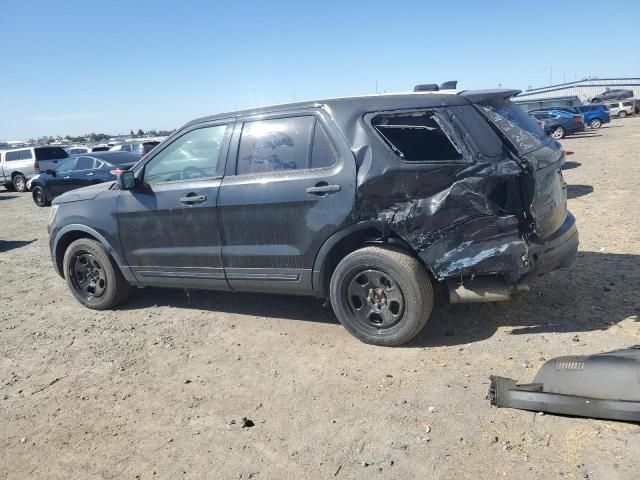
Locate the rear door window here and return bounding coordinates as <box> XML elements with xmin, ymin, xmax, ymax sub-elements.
<box><xmin>371</xmin><ymin>111</ymin><xmax>463</xmax><ymax>161</ymax></box>
<box><xmin>75</xmin><ymin>156</ymin><xmax>95</xmax><ymax>170</ymax></box>
<box><xmin>477</xmin><ymin>98</ymin><xmax>547</xmax><ymax>153</ymax></box>
<box><xmin>236</xmin><ymin>116</ymin><xmax>315</xmax><ymax>175</ymax></box>
<box><xmin>310</xmin><ymin>122</ymin><xmax>337</xmax><ymax>169</ymax></box>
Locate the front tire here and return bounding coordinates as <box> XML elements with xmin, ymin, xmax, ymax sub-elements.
<box><xmin>13</xmin><ymin>174</ymin><xmax>27</xmax><ymax>192</ymax></box>
<box><xmin>63</xmin><ymin>238</ymin><xmax>132</xmax><ymax>310</ymax></box>
<box><xmin>618</xmin><ymin>110</ymin><xmax>627</xmax><ymax>118</ymax></box>
<box><xmin>589</xmin><ymin>118</ymin><xmax>602</xmax><ymax>129</ymax></box>
<box><xmin>31</xmin><ymin>186</ymin><xmax>50</xmax><ymax>207</ymax></box>
<box><xmin>551</xmin><ymin>126</ymin><xmax>565</xmax><ymax>139</ymax></box>
<box><xmin>330</xmin><ymin>246</ymin><xmax>434</xmax><ymax>346</ymax></box>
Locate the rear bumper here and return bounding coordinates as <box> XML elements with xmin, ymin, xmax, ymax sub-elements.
<box><xmin>525</xmin><ymin>211</ymin><xmax>578</xmax><ymax>278</ymax></box>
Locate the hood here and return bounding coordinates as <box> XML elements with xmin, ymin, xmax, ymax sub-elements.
<box><xmin>52</xmin><ymin>181</ymin><xmax>116</xmax><ymax>205</ymax></box>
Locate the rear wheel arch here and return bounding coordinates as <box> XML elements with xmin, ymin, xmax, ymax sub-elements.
<box><xmin>312</xmin><ymin>222</ymin><xmax>420</xmax><ymax>297</ymax></box>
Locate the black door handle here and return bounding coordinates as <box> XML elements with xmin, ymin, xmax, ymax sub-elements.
<box><xmin>179</xmin><ymin>194</ymin><xmax>207</xmax><ymax>204</ymax></box>
<box><xmin>306</xmin><ymin>183</ymin><xmax>341</xmax><ymax>195</ymax></box>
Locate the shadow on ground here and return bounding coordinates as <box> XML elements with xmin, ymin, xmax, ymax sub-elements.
<box><xmin>0</xmin><ymin>195</ymin><xmax>19</xmax><ymax>201</ymax></box>
<box><xmin>118</xmin><ymin>251</ymin><xmax>639</xmax><ymax>348</ymax></box>
<box><xmin>562</xmin><ymin>161</ymin><xmax>581</xmax><ymax>170</ymax></box>
<box><xmin>567</xmin><ymin>184</ymin><xmax>593</xmax><ymax>199</ymax></box>
<box><xmin>568</xmin><ymin>133</ymin><xmax>602</xmax><ymax>139</ymax></box>
<box><xmin>0</xmin><ymin>239</ymin><xmax>35</xmax><ymax>252</ymax></box>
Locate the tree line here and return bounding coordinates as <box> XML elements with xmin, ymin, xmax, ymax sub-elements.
<box><xmin>28</xmin><ymin>129</ymin><xmax>176</xmax><ymax>145</ymax></box>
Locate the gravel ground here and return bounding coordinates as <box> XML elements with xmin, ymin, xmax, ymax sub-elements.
<box><xmin>1</xmin><ymin>117</ymin><xmax>639</xmax><ymax>479</ymax></box>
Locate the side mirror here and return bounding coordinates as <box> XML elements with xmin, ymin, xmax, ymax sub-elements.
<box><xmin>118</xmin><ymin>170</ymin><xmax>136</xmax><ymax>190</ymax></box>
<box><xmin>46</xmin><ymin>169</ymin><xmax>56</xmax><ymax>176</ymax></box>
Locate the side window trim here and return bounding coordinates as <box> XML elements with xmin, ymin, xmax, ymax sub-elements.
<box><xmin>137</xmin><ymin>121</ymin><xmax>233</xmax><ymax>186</ymax></box>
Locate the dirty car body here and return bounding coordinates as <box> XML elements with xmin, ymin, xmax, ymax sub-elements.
<box><xmin>48</xmin><ymin>88</ymin><xmax>578</xmax><ymax>345</ymax></box>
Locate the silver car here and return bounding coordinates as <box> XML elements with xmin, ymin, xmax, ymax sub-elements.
<box><xmin>607</xmin><ymin>101</ymin><xmax>635</xmax><ymax>119</ymax></box>
<box><xmin>0</xmin><ymin>146</ymin><xmax>69</xmax><ymax>192</ymax></box>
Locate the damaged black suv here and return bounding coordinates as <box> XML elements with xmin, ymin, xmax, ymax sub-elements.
<box><xmin>48</xmin><ymin>86</ymin><xmax>578</xmax><ymax>346</ymax></box>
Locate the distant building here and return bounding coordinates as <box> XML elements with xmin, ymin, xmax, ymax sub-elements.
<box><xmin>513</xmin><ymin>77</ymin><xmax>640</xmax><ymax>111</ymax></box>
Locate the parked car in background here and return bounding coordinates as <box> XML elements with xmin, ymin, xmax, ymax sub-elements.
<box><xmin>48</xmin><ymin>88</ymin><xmax>578</xmax><ymax>346</ymax></box>
<box><xmin>66</xmin><ymin>146</ymin><xmax>90</xmax><ymax>156</ymax></box>
<box><xmin>109</xmin><ymin>142</ymin><xmax>140</xmax><ymax>153</ymax></box>
<box><xmin>530</xmin><ymin>106</ymin><xmax>610</xmax><ymax>129</ymax></box>
<box><xmin>1</xmin><ymin>146</ymin><xmax>69</xmax><ymax>192</ymax></box>
<box><xmin>607</xmin><ymin>101</ymin><xmax>635</xmax><ymax>118</ymax></box>
<box><xmin>29</xmin><ymin>152</ymin><xmax>139</xmax><ymax>206</ymax></box>
<box><xmin>589</xmin><ymin>89</ymin><xmax>633</xmax><ymax>103</ymax></box>
<box><xmin>529</xmin><ymin>110</ymin><xmax>585</xmax><ymax>139</ymax></box>
<box><xmin>89</xmin><ymin>145</ymin><xmax>110</xmax><ymax>152</ymax></box>
<box><xmin>137</xmin><ymin>141</ymin><xmax>160</xmax><ymax>157</ymax></box>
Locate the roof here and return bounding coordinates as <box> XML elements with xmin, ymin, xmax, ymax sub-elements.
<box><xmin>185</xmin><ymin>89</ymin><xmax>521</xmax><ymax>127</ymax></box>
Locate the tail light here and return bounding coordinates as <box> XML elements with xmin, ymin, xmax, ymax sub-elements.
<box><xmin>574</xmin><ymin>116</ymin><xmax>582</xmax><ymax>123</ymax></box>
<box><xmin>34</xmin><ymin>161</ymin><xmax>41</xmax><ymax>173</ymax></box>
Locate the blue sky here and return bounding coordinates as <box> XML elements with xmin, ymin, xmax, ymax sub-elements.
<box><xmin>1</xmin><ymin>0</ymin><xmax>638</xmax><ymax>139</ymax></box>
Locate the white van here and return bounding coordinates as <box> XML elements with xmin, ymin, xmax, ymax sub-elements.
<box><xmin>0</xmin><ymin>146</ymin><xmax>69</xmax><ymax>192</ymax></box>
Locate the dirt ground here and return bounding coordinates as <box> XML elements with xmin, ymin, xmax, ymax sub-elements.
<box><xmin>1</xmin><ymin>117</ymin><xmax>639</xmax><ymax>480</ymax></box>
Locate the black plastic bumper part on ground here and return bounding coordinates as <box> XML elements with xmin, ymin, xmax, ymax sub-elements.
<box><xmin>489</xmin><ymin>376</ymin><xmax>640</xmax><ymax>422</ymax></box>
<box><xmin>488</xmin><ymin>346</ymin><xmax>640</xmax><ymax>422</ymax></box>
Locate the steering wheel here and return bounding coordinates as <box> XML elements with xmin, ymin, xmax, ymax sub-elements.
<box><xmin>182</xmin><ymin>165</ymin><xmax>207</xmax><ymax>180</ymax></box>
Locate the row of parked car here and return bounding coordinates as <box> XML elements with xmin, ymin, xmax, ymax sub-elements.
<box><xmin>526</xmin><ymin>100</ymin><xmax>637</xmax><ymax>139</ymax></box>
<box><xmin>0</xmin><ymin>140</ymin><xmax>160</xmax><ymax>199</ymax></box>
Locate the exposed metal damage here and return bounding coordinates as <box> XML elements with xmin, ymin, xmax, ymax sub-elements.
<box><xmin>348</xmin><ymin>93</ymin><xmax>576</xmax><ymax>295</ymax></box>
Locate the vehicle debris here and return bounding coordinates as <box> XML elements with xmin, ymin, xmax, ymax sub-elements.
<box><xmin>488</xmin><ymin>346</ymin><xmax>640</xmax><ymax>421</ymax></box>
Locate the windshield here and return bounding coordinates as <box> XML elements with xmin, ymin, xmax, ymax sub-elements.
<box><xmin>476</xmin><ymin>98</ymin><xmax>547</xmax><ymax>153</ymax></box>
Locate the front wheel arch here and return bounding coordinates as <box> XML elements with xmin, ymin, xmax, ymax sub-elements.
<box><xmin>53</xmin><ymin>225</ymin><xmax>133</xmax><ymax>283</ymax></box>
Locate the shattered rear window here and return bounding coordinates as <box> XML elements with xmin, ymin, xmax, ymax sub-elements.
<box><xmin>477</xmin><ymin>98</ymin><xmax>547</xmax><ymax>153</ymax></box>
<box><xmin>371</xmin><ymin>112</ymin><xmax>463</xmax><ymax>162</ymax></box>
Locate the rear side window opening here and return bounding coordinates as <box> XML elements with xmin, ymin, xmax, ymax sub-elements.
<box><xmin>371</xmin><ymin>111</ymin><xmax>463</xmax><ymax>162</ymax></box>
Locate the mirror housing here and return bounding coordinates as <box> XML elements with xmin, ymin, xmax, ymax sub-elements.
<box><xmin>46</xmin><ymin>169</ymin><xmax>56</xmax><ymax>176</ymax></box>
<box><xmin>118</xmin><ymin>170</ymin><xmax>136</xmax><ymax>190</ymax></box>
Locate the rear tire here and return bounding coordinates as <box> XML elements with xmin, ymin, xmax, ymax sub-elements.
<box><xmin>551</xmin><ymin>126</ymin><xmax>565</xmax><ymax>139</ymax></box>
<box><xmin>31</xmin><ymin>186</ymin><xmax>50</xmax><ymax>207</ymax></box>
<box><xmin>618</xmin><ymin>110</ymin><xmax>627</xmax><ymax>118</ymax></box>
<box><xmin>589</xmin><ymin>118</ymin><xmax>602</xmax><ymax>129</ymax></box>
<box><xmin>13</xmin><ymin>174</ymin><xmax>27</xmax><ymax>192</ymax></box>
<box><xmin>63</xmin><ymin>238</ymin><xmax>133</xmax><ymax>310</ymax></box>
<box><xmin>330</xmin><ymin>246</ymin><xmax>434</xmax><ymax>346</ymax></box>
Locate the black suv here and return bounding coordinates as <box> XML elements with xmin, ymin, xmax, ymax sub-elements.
<box><xmin>589</xmin><ymin>89</ymin><xmax>633</xmax><ymax>103</ymax></box>
<box><xmin>48</xmin><ymin>88</ymin><xmax>578</xmax><ymax>346</ymax></box>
